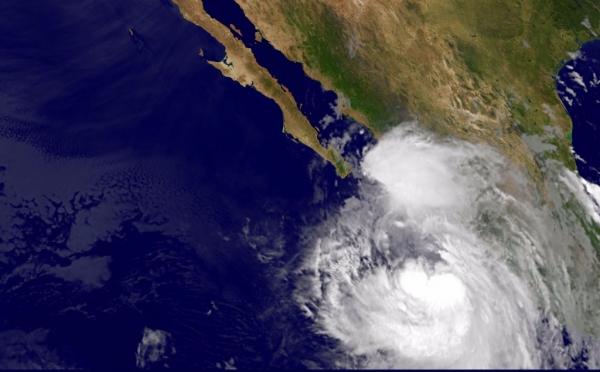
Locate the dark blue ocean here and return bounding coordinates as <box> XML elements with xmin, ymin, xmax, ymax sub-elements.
<box><xmin>0</xmin><ymin>0</ymin><xmax>370</xmax><ymax>368</ymax></box>
<box><xmin>1</xmin><ymin>0</ymin><xmax>598</xmax><ymax>368</ymax></box>
<box><xmin>557</xmin><ymin>39</ymin><xmax>600</xmax><ymax>185</ymax></box>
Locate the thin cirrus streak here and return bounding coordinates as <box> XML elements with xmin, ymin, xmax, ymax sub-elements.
<box><xmin>293</xmin><ymin>123</ymin><xmax>600</xmax><ymax>369</ymax></box>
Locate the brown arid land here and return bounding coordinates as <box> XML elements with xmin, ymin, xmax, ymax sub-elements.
<box><xmin>234</xmin><ymin>0</ymin><xmax>598</xmax><ymax>198</ymax></box>
<box><xmin>173</xmin><ymin>0</ymin><xmax>600</xmax><ymax>199</ymax></box>
<box><xmin>173</xmin><ymin>0</ymin><xmax>350</xmax><ymax>176</ymax></box>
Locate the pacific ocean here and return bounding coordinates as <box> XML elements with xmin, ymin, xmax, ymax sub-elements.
<box><xmin>0</xmin><ymin>0</ymin><xmax>361</xmax><ymax>368</ymax></box>
<box><xmin>2</xmin><ymin>0</ymin><xmax>600</xmax><ymax>369</ymax></box>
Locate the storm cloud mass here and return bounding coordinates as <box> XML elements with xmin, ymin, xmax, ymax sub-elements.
<box><xmin>293</xmin><ymin>124</ymin><xmax>600</xmax><ymax>369</ymax></box>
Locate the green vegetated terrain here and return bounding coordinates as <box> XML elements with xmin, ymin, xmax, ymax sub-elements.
<box><xmin>278</xmin><ymin>0</ymin><xmax>599</xmax><ymax>171</ymax></box>
<box><xmin>565</xmin><ymin>198</ymin><xmax>600</xmax><ymax>258</ymax></box>
<box><xmin>452</xmin><ymin>0</ymin><xmax>599</xmax><ymax>167</ymax></box>
<box><xmin>282</xmin><ymin>2</ymin><xmax>405</xmax><ymax>129</ymax></box>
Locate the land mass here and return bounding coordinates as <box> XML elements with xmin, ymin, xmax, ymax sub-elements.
<box><xmin>173</xmin><ymin>0</ymin><xmax>600</xmax><ymax>338</ymax></box>
<box><xmin>235</xmin><ymin>0</ymin><xmax>599</xmax><ymax>194</ymax></box>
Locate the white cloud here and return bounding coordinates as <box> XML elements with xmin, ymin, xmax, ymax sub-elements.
<box><xmin>591</xmin><ymin>72</ymin><xmax>600</xmax><ymax>87</ymax></box>
<box><xmin>318</xmin><ymin>114</ymin><xmax>336</xmax><ymax>128</ymax></box>
<box><xmin>569</xmin><ymin>71</ymin><xmax>588</xmax><ymax>92</ymax></box>
<box><xmin>567</xmin><ymin>50</ymin><xmax>583</xmax><ymax>60</ymax></box>
<box><xmin>582</xmin><ymin>16</ymin><xmax>598</xmax><ymax>37</ymax></box>
<box><xmin>47</xmin><ymin>256</ymin><xmax>111</xmax><ymax>289</ymax></box>
<box><xmin>565</xmin><ymin>86</ymin><xmax>578</xmax><ymax>97</ymax></box>
<box><xmin>294</xmin><ymin>123</ymin><xmax>600</xmax><ymax>369</ymax></box>
<box><xmin>542</xmin><ymin>103</ymin><xmax>556</xmax><ymax>121</ymax></box>
<box><xmin>136</xmin><ymin>328</ymin><xmax>176</xmax><ymax>369</ymax></box>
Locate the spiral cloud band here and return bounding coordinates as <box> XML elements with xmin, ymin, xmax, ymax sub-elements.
<box><xmin>294</xmin><ymin>124</ymin><xmax>600</xmax><ymax>369</ymax></box>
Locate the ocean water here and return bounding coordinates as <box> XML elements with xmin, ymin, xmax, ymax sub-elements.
<box><xmin>2</xmin><ymin>0</ymin><xmax>600</xmax><ymax>368</ymax></box>
<box><xmin>0</xmin><ymin>0</ymin><xmax>360</xmax><ymax>368</ymax></box>
<box><xmin>557</xmin><ymin>39</ymin><xmax>600</xmax><ymax>184</ymax></box>
<box><xmin>201</xmin><ymin>0</ymin><xmax>377</xmax><ymax>165</ymax></box>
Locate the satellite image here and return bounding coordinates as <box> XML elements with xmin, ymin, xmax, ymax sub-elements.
<box><xmin>0</xmin><ymin>0</ymin><xmax>599</xmax><ymax>369</ymax></box>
